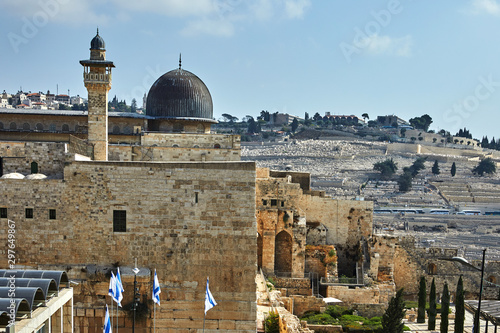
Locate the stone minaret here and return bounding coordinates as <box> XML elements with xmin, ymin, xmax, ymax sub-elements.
<box><xmin>80</xmin><ymin>29</ymin><xmax>114</xmax><ymax>161</ymax></box>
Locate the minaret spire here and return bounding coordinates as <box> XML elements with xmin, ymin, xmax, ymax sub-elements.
<box><xmin>179</xmin><ymin>53</ymin><xmax>182</xmax><ymax>69</ymax></box>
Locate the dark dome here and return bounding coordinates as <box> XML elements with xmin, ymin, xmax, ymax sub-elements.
<box><xmin>146</xmin><ymin>68</ymin><xmax>213</xmax><ymax>120</ymax></box>
<box><xmin>90</xmin><ymin>30</ymin><xmax>105</xmax><ymax>50</ymax></box>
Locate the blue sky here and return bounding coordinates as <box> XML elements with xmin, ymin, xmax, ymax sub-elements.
<box><xmin>1</xmin><ymin>0</ymin><xmax>500</xmax><ymax>139</ymax></box>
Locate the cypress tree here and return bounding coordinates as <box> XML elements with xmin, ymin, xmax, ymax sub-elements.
<box><xmin>417</xmin><ymin>276</ymin><xmax>427</xmax><ymax>323</ymax></box>
<box><xmin>432</xmin><ymin>160</ymin><xmax>440</xmax><ymax>175</ymax></box>
<box><xmin>455</xmin><ymin>276</ymin><xmax>465</xmax><ymax>333</ymax></box>
<box><xmin>428</xmin><ymin>278</ymin><xmax>437</xmax><ymax>330</ymax></box>
<box><xmin>441</xmin><ymin>282</ymin><xmax>450</xmax><ymax>333</ymax></box>
<box><xmin>451</xmin><ymin>162</ymin><xmax>457</xmax><ymax>177</ymax></box>
<box><xmin>382</xmin><ymin>288</ymin><xmax>406</xmax><ymax>333</ymax></box>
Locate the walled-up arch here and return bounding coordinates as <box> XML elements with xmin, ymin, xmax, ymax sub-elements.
<box><xmin>428</xmin><ymin>263</ymin><xmax>437</xmax><ymax>275</ymax></box>
<box><xmin>274</xmin><ymin>230</ymin><xmax>292</xmax><ymax>274</ymax></box>
<box><xmin>487</xmin><ymin>275</ymin><xmax>497</xmax><ymax>284</ymax></box>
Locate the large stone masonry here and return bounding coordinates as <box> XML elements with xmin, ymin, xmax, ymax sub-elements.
<box><xmin>0</xmin><ymin>159</ymin><xmax>257</xmax><ymax>332</ymax></box>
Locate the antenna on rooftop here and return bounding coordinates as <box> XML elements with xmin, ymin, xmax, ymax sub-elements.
<box><xmin>179</xmin><ymin>53</ymin><xmax>182</xmax><ymax>69</ymax></box>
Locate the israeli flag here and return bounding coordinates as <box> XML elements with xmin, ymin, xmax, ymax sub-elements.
<box><xmin>204</xmin><ymin>277</ymin><xmax>217</xmax><ymax>314</ymax></box>
<box><xmin>153</xmin><ymin>269</ymin><xmax>161</xmax><ymax>305</ymax></box>
<box><xmin>110</xmin><ymin>272</ymin><xmax>123</xmax><ymax>307</ymax></box>
<box><xmin>103</xmin><ymin>305</ymin><xmax>112</xmax><ymax>333</ymax></box>
<box><xmin>108</xmin><ymin>273</ymin><xmax>116</xmax><ymax>298</ymax></box>
<box><xmin>116</xmin><ymin>268</ymin><xmax>125</xmax><ymax>293</ymax></box>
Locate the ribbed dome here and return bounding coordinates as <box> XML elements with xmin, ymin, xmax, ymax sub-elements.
<box><xmin>146</xmin><ymin>68</ymin><xmax>213</xmax><ymax>120</ymax></box>
<box><xmin>90</xmin><ymin>30</ymin><xmax>105</xmax><ymax>50</ymax></box>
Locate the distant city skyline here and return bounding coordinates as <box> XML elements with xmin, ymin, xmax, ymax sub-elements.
<box><xmin>1</xmin><ymin>1</ymin><xmax>500</xmax><ymax>139</ymax></box>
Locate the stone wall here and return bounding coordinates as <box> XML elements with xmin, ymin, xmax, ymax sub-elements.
<box><xmin>141</xmin><ymin>133</ymin><xmax>240</xmax><ymax>149</ymax></box>
<box><xmin>326</xmin><ymin>283</ymin><xmax>395</xmax><ymax>307</ymax></box>
<box><xmin>108</xmin><ymin>144</ymin><xmax>240</xmax><ymax>162</ymax></box>
<box><xmin>0</xmin><ymin>141</ymin><xmax>68</xmax><ymax>177</ymax></box>
<box><xmin>0</xmin><ymin>159</ymin><xmax>257</xmax><ymax>332</ymax></box>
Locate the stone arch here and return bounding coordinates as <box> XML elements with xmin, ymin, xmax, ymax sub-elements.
<box><xmin>428</xmin><ymin>263</ymin><xmax>437</xmax><ymax>275</ymax></box>
<box><xmin>274</xmin><ymin>230</ymin><xmax>292</xmax><ymax>274</ymax></box>
<box><xmin>173</xmin><ymin>123</ymin><xmax>184</xmax><ymax>133</ymax></box>
<box><xmin>9</xmin><ymin>122</ymin><xmax>17</xmax><ymax>130</ymax></box>
<box><xmin>35</xmin><ymin>123</ymin><xmax>43</xmax><ymax>131</ymax></box>
<box><xmin>257</xmin><ymin>233</ymin><xmax>263</xmax><ymax>269</ymax></box>
<box><xmin>214</xmin><ymin>143</ymin><xmax>221</xmax><ymax>149</ymax></box>
<box><xmin>197</xmin><ymin>124</ymin><xmax>205</xmax><ymax>133</ymax></box>
<box><xmin>22</xmin><ymin>123</ymin><xmax>30</xmax><ymax>130</ymax></box>
<box><xmin>62</xmin><ymin>124</ymin><xmax>69</xmax><ymax>132</ymax></box>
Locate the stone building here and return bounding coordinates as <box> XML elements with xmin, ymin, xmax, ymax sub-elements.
<box><xmin>0</xmin><ymin>31</ymin><xmax>256</xmax><ymax>333</ymax></box>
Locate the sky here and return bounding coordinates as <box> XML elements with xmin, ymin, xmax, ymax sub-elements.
<box><xmin>1</xmin><ymin>0</ymin><xmax>500</xmax><ymax>139</ymax></box>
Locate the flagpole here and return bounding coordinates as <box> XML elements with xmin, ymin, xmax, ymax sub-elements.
<box><xmin>154</xmin><ymin>302</ymin><xmax>156</xmax><ymax>333</ymax></box>
<box><xmin>203</xmin><ymin>313</ymin><xmax>206</xmax><ymax>333</ymax></box>
<box><xmin>116</xmin><ymin>302</ymin><xmax>118</xmax><ymax>333</ymax></box>
<box><xmin>110</xmin><ymin>296</ymin><xmax>113</xmax><ymax>331</ymax></box>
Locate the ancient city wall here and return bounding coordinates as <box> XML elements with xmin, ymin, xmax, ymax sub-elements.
<box><xmin>141</xmin><ymin>133</ymin><xmax>240</xmax><ymax>149</ymax></box>
<box><xmin>298</xmin><ymin>197</ymin><xmax>373</xmax><ymax>247</ymax></box>
<box><xmin>108</xmin><ymin>144</ymin><xmax>241</xmax><ymax>162</ymax></box>
<box><xmin>0</xmin><ymin>160</ymin><xmax>257</xmax><ymax>332</ymax></box>
<box><xmin>0</xmin><ymin>141</ymin><xmax>68</xmax><ymax>176</ymax></box>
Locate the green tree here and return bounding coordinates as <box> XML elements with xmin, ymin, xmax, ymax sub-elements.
<box><xmin>291</xmin><ymin>118</ymin><xmax>299</xmax><ymax>132</ymax></box>
<box><xmin>247</xmin><ymin>117</ymin><xmax>260</xmax><ymax>134</ymax></box>
<box><xmin>373</xmin><ymin>159</ymin><xmax>398</xmax><ymax>180</ymax></box>
<box><xmin>382</xmin><ymin>288</ymin><xmax>406</xmax><ymax>333</ymax></box>
<box><xmin>398</xmin><ymin>169</ymin><xmax>413</xmax><ymax>192</ymax></box>
<box><xmin>130</xmin><ymin>98</ymin><xmax>137</xmax><ymax>113</ymax></box>
<box><xmin>409</xmin><ymin>114</ymin><xmax>433</xmax><ymax>131</ymax></box>
<box><xmin>472</xmin><ymin>158</ymin><xmax>496</xmax><ymax>176</ymax></box>
<box><xmin>455</xmin><ymin>276</ymin><xmax>465</xmax><ymax>333</ymax></box>
<box><xmin>432</xmin><ymin>160</ymin><xmax>440</xmax><ymax>175</ymax></box>
<box><xmin>313</xmin><ymin>112</ymin><xmax>322</xmax><ymax>121</ymax></box>
<box><xmin>417</xmin><ymin>276</ymin><xmax>426</xmax><ymax>323</ymax></box>
<box><xmin>362</xmin><ymin>113</ymin><xmax>369</xmax><ymax>121</ymax></box>
<box><xmin>428</xmin><ymin>278</ymin><xmax>437</xmax><ymax>330</ymax></box>
<box><xmin>410</xmin><ymin>157</ymin><xmax>426</xmax><ymax>177</ymax></box>
<box><xmin>440</xmin><ymin>282</ymin><xmax>450</xmax><ymax>333</ymax></box>
<box><xmin>451</xmin><ymin>162</ymin><xmax>457</xmax><ymax>177</ymax></box>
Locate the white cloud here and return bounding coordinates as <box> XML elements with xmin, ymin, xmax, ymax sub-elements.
<box><xmin>0</xmin><ymin>0</ymin><xmax>312</xmax><ymax>36</ymax></box>
<box><xmin>470</xmin><ymin>0</ymin><xmax>500</xmax><ymax>15</ymax></box>
<box><xmin>357</xmin><ymin>35</ymin><xmax>413</xmax><ymax>57</ymax></box>
<box><xmin>357</xmin><ymin>34</ymin><xmax>412</xmax><ymax>57</ymax></box>
<box><xmin>284</xmin><ymin>0</ymin><xmax>311</xmax><ymax>19</ymax></box>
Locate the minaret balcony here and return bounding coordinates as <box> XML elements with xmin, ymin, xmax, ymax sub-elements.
<box><xmin>84</xmin><ymin>73</ymin><xmax>112</xmax><ymax>83</ymax></box>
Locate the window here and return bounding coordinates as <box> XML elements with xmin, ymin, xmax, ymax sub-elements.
<box><xmin>62</xmin><ymin>124</ymin><xmax>69</xmax><ymax>132</ymax></box>
<box><xmin>112</xmin><ymin>125</ymin><xmax>120</xmax><ymax>134</ymax></box>
<box><xmin>0</xmin><ymin>122</ymin><xmax>3</xmax><ymax>130</ymax></box>
<box><xmin>36</xmin><ymin>123</ymin><xmax>43</xmax><ymax>131</ymax></box>
<box><xmin>9</xmin><ymin>122</ymin><xmax>17</xmax><ymax>130</ymax></box>
<box><xmin>25</xmin><ymin>208</ymin><xmax>34</xmax><ymax>219</ymax></box>
<box><xmin>271</xmin><ymin>199</ymin><xmax>278</xmax><ymax>207</ymax></box>
<box><xmin>281</xmin><ymin>201</ymin><xmax>285</xmax><ymax>207</ymax></box>
<box><xmin>23</xmin><ymin>123</ymin><xmax>30</xmax><ymax>130</ymax></box>
<box><xmin>195</xmin><ymin>192</ymin><xmax>199</xmax><ymax>204</ymax></box>
<box><xmin>262</xmin><ymin>199</ymin><xmax>267</xmax><ymax>206</ymax></box>
<box><xmin>31</xmin><ymin>162</ymin><xmax>38</xmax><ymax>174</ymax></box>
<box><xmin>49</xmin><ymin>124</ymin><xmax>56</xmax><ymax>132</ymax></box>
<box><xmin>113</xmin><ymin>210</ymin><xmax>126</xmax><ymax>232</ymax></box>
<box><xmin>0</xmin><ymin>208</ymin><xmax>7</xmax><ymax>219</ymax></box>
<box><xmin>49</xmin><ymin>209</ymin><xmax>56</xmax><ymax>220</ymax></box>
